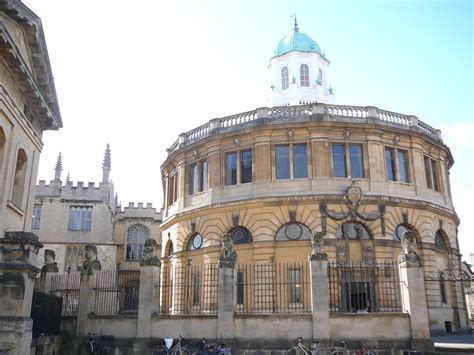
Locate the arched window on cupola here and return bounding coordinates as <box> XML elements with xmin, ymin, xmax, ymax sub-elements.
<box><xmin>316</xmin><ymin>69</ymin><xmax>323</xmax><ymax>85</ymax></box>
<box><xmin>281</xmin><ymin>67</ymin><xmax>289</xmax><ymax>90</ymax></box>
<box><xmin>300</xmin><ymin>64</ymin><xmax>309</xmax><ymax>87</ymax></box>
<box><xmin>126</xmin><ymin>224</ymin><xmax>149</xmax><ymax>260</ymax></box>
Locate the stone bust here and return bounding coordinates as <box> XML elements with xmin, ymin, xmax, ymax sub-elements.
<box><xmin>41</xmin><ymin>249</ymin><xmax>59</xmax><ymax>273</ymax></box>
<box><xmin>81</xmin><ymin>244</ymin><xmax>102</xmax><ymax>276</ymax></box>
<box><xmin>398</xmin><ymin>230</ymin><xmax>422</xmax><ymax>267</ymax></box>
<box><xmin>310</xmin><ymin>232</ymin><xmax>328</xmax><ymax>261</ymax></box>
<box><xmin>218</xmin><ymin>234</ymin><xmax>237</xmax><ymax>268</ymax></box>
<box><xmin>140</xmin><ymin>238</ymin><xmax>161</xmax><ymax>267</ymax></box>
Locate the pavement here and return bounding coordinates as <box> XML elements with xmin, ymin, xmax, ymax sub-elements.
<box><xmin>432</xmin><ymin>334</ymin><xmax>474</xmax><ymax>353</ymax></box>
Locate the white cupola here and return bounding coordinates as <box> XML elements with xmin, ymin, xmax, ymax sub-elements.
<box><xmin>268</xmin><ymin>19</ymin><xmax>334</xmax><ymax>106</ymax></box>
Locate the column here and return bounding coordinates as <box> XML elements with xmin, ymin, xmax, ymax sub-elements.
<box><xmin>136</xmin><ymin>264</ymin><xmax>161</xmax><ymax>338</ymax></box>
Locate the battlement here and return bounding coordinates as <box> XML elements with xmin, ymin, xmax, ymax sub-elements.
<box><xmin>115</xmin><ymin>202</ymin><xmax>162</xmax><ymax>221</ymax></box>
<box><xmin>36</xmin><ymin>180</ymin><xmax>113</xmax><ymax>203</ymax></box>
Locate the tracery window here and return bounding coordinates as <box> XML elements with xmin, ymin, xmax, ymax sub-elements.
<box><xmin>228</xmin><ymin>226</ymin><xmax>252</xmax><ymax>244</ymax></box>
<box><xmin>275</xmin><ymin>222</ymin><xmax>312</xmax><ymax>241</ymax></box>
<box><xmin>336</xmin><ymin>222</ymin><xmax>371</xmax><ymax>240</ymax></box>
<box><xmin>281</xmin><ymin>67</ymin><xmax>289</xmax><ymax>90</ymax></box>
<box><xmin>187</xmin><ymin>233</ymin><xmax>203</xmax><ymax>251</ymax></box>
<box><xmin>126</xmin><ymin>224</ymin><xmax>149</xmax><ymax>260</ymax></box>
<box><xmin>300</xmin><ymin>64</ymin><xmax>309</xmax><ymax>87</ymax></box>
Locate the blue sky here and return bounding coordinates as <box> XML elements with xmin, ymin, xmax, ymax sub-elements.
<box><xmin>23</xmin><ymin>0</ymin><xmax>473</xmax><ymax>255</ymax></box>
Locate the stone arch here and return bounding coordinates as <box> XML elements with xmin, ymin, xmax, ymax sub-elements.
<box><xmin>227</xmin><ymin>226</ymin><xmax>252</xmax><ymax>244</ymax></box>
<box><xmin>11</xmin><ymin>148</ymin><xmax>27</xmax><ymax>208</ymax></box>
<box><xmin>393</xmin><ymin>223</ymin><xmax>421</xmax><ymax>242</ymax></box>
<box><xmin>165</xmin><ymin>239</ymin><xmax>174</xmax><ymax>257</ymax></box>
<box><xmin>275</xmin><ymin>222</ymin><xmax>312</xmax><ymax>241</ymax></box>
<box><xmin>186</xmin><ymin>232</ymin><xmax>204</xmax><ymax>251</ymax></box>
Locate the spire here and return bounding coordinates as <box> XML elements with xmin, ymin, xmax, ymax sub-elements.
<box><xmin>102</xmin><ymin>143</ymin><xmax>111</xmax><ymax>183</ymax></box>
<box><xmin>66</xmin><ymin>172</ymin><xmax>71</xmax><ymax>184</ymax></box>
<box><xmin>53</xmin><ymin>152</ymin><xmax>62</xmax><ymax>183</ymax></box>
<box><xmin>291</xmin><ymin>14</ymin><xmax>299</xmax><ymax>32</ymax></box>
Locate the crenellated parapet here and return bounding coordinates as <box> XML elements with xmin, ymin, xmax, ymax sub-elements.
<box><xmin>36</xmin><ymin>180</ymin><xmax>114</xmax><ymax>204</ymax></box>
<box><xmin>115</xmin><ymin>202</ymin><xmax>162</xmax><ymax>221</ymax></box>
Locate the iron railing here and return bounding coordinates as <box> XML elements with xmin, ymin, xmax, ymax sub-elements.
<box><xmin>236</xmin><ymin>261</ymin><xmax>311</xmax><ymax>314</ymax></box>
<box><xmin>94</xmin><ymin>267</ymin><xmax>140</xmax><ymax>315</ymax></box>
<box><xmin>328</xmin><ymin>261</ymin><xmax>403</xmax><ymax>313</ymax></box>
<box><xmin>50</xmin><ymin>269</ymin><xmax>81</xmax><ymax>316</ymax></box>
<box><xmin>160</xmin><ymin>263</ymin><xmax>218</xmax><ymax>315</ymax></box>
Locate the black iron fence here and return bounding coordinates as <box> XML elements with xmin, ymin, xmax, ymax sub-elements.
<box><xmin>328</xmin><ymin>261</ymin><xmax>403</xmax><ymax>313</ymax></box>
<box><xmin>31</xmin><ymin>291</ymin><xmax>62</xmax><ymax>337</ymax></box>
<box><xmin>160</xmin><ymin>263</ymin><xmax>218</xmax><ymax>315</ymax></box>
<box><xmin>94</xmin><ymin>267</ymin><xmax>140</xmax><ymax>315</ymax></box>
<box><xmin>236</xmin><ymin>261</ymin><xmax>311</xmax><ymax>314</ymax></box>
<box><xmin>50</xmin><ymin>270</ymin><xmax>81</xmax><ymax>316</ymax></box>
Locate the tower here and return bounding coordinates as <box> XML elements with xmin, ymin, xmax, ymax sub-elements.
<box><xmin>268</xmin><ymin>18</ymin><xmax>334</xmax><ymax>106</ymax></box>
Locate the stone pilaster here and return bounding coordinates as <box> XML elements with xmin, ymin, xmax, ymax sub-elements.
<box><xmin>0</xmin><ymin>232</ymin><xmax>43</xmax><ymax>355</ymax></box>
<box><xmin>137</xmin><ymin>265</ymin><xmax>161</xmax><ymax>338</ymax></box>
<box><xmin>217</xmin><ymin>266</ymin><xmax>236</xmax><ymax>339</ymax></box>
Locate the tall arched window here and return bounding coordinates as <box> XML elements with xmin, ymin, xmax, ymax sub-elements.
<box><xmin>300</xmin><ymin>64</ymin><xmax>309</xmax><ymax>87</ymax></box>
<box><xmin>11</xmin><ymin>149</ymin><xmax>27</xmax><ymax>208</ymax></box>
<box><xmin>281</xmin><ymin>67</ymin><xmax>289</xmax><ymax>90</ymax></box>
<box><xmin>126</xmin><ymin>224</ymin><xmax>149</xmax><ymax>260</ymax></box>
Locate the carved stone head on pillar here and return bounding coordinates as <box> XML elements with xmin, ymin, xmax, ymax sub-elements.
<box><xmin>81</xmin><ymin>244</ymin><xmax>102</xmax><ymax>275</ymax></box>
<box><xmin>41</xmin><ymin>249</ymin><xmax>59</xmax><ymax>273</ymax></box>
<box><xmin>218</xmin><ymin>234</ymin><xmax>237</xmax><ymax>268</ymax></box>
<box><xmin>398</xmin><ymin>230</ymin><xmax>422</xmax><ymax>267</ymax></box>
<box><xmin>140</xmin><ymin>239</ymin><xmax>161</xmax><ymax>267</ymax></box>
<box><xmin>310</xmin><ymin>232</ymin><xmax>328</xmax><ymax>261</ymax></box>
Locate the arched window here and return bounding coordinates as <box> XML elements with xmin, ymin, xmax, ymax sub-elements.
<box><xmin>165</xmin><ymin>240</ymin><xmax>174</xmax><ymax>256</ymax></box>
<box><xmin>316</xmin><ymin>69</ymin><xmax>323</xmax><ymax>85</ymax></box>
<box><xmin>336</xmin><ymin>222</ymin><xmax>371</xmax><ymax>240</ymax></box>
<box><xmin>228</xmin><ymin>226</ymin><xmax>252</xmax><ymax>244</ymax></box>
<box><xmin>439</xmin><ymin>273</ymin><xmax>447</xmax><ymax>304</ymax></box>
<box><xmin>300</xmin><ymin>64</ymin><xmax>309</xmax><ymax>87</ymax></box>
<box><xmin>393</xmin><ymin>224</ymin><xmax>417</xmax><ymax>241</ymax></box>
<box><xmin>126</xmin><ymin>224</ymin><xmax>149</xmax><ymax>260</ymax></box>
<box><xmin>435</xmin><ymin>229</ymin><xmax>448</xmax><ymax>250</ymax></box>
<box><xmin>11</xmin><ymin>149</ymin><xmax>27</xmax><ymax>208</ymax></box>
<box><xmin>275</xmin><ymin>222</ymin><xmax>312</xmax><ymax>241</ymax></box>
<box><xmin>187</xmin><ymin>233</ymin><xmax>204</xmax><ymax>251</ymax></box>
<box><xmin>281</xmin><ymin>67</ymin><xmax>289</xmax><ymax>90</ymax></box>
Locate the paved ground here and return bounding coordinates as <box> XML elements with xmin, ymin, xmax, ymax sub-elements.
<box><xmin>432</xmin><ymin>334</ymin><xmax>474</xmax><ymax>353</ymax></box>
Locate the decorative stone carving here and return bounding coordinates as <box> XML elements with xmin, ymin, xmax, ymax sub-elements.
<box><xmin>309</xmin><ymin>232</ymin><xmax>328</xmax><ymax>261</ymax></box>
<box><xmin>81</xmin><ymin>244</ymin><xmax>102</xmax><ymax>276</ymax></box>
<box><xmin>140</xmin><ymin>239</ymin><xmax>161</xmax><ymax>267</ymax></box>
<box><xmin>218</xmin><ymin>234</ymin><xmax>237</xmax><ymax>268</ymax></box>
<box><xmin>41</xmin><ymin>249</ymin><xmax>59</xmax><ymax>273</ymax></box>
<box><xmin>336</xmin><ymin>245</ymin><xmax>348</xmax><ymax>266</ymax></box>
<box><xmin>398</xmin><ymin>231</ymin><xmax>422</xmax><ymax>267</ymax></box>
<box><xmin>362</xmin><ymin>245</ymin><xmax>374</xmax><ymax>266</ymax></box>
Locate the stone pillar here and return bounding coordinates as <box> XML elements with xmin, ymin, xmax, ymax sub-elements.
<box><xmin>137</xmin><ymin>265</ymin><xmax>161</xmax><ymax>338</ymax></box>
<box><xmin>217</xmin><ymin>266</ymin><xmax>236</xmax><ymax>339</ymax></box>
<box><xmin>0</xmin><ymin>232</ymin><xmax>43</xmax><ymax>355</ymax></box>
<box><xmin>75</xmin><ymin>273</ymin><xmax>97</xmax><ymax>336</ymax></box>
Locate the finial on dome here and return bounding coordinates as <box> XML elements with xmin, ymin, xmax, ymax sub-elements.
<box><xmin>291</xmin><ymin>14</ymin><xmax>299</xmax><ymax>32</ymax></box>
<box><xmin>329</xmin><ymin>85</ymin><xmax>334</xmax><ymax>94</ymax></box>
<box><xmin>54</xmin><ymin>152</ymin><xmax>62</xmax><ymax>183</ymax></box>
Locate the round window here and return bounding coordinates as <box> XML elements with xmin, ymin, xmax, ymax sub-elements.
<box><xmin>192</xmin><ymin>234</ymin><xmax>203</xmax><ymax>249</ymax></box>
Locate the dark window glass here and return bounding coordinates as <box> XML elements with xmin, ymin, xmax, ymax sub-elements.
<box><xmin>398</xmin><ymin>150</ymin><xmax>409</xmax><ymax>183</ymax></box>
<box><xmin>276</xmin><ymin>145</ymin><xmax>290</xmax><ymax>179</ymax></box>
<box><xmin>281</xmin><ymin>67</ymin><xmax>289</xmax><ymax>90</ymax></box>
<box><xmin>188</xmin><ymin>163</ymin><xmax>198</xmax><ymax>195</ymax></box>
<box><xmin>69</xmin><ymin>207</ymin><xmax>92</xmax><ymax>231</ymax></box>
<box><xmin>385</xmin><ymin>148</ymin><xmax>396</xmax><ymax>181</ymax></box>
<box><xmin>237</xmin><ymin>272</ymin><xmax>244</xmax><ymax>305</ymax></box>
<box><xmin>193</xmin><ymin>272</ymin><xmax>201</xmax><ymax>305</ymax></box>
<box><xmin>31</xmin><ymin>204</ymin><xmax>41</xmax><ymax>229</ymax></box>
<box><xmin>289</xmin><ymin>269</ymin><xmax>302</xmax><ymax>303</ymax></box>
<box><xmin>241</xmin><ymin>150</ymin><xmax>252</xmax><ymax>183</ymax></box>
<box><xmin>431</xmin><ymin>159</ymin><xmax>439</xmax><ymax>191</ymax></box>
<box><xmin>350</xmin><ymin>144</ymin><xmax>364</xmax><ymax>178</ymax></box>
<box><xmin>126</xmin><ymin>224</ymin><xmax>149</xmax><ymax>260</ymax></box>
<box><xmin>424</xmin><ymin>157</ymin><xmax>432</xmax><ymax>189</ymax></box>
<box><xmin>200</xmin><ymin>160</ymin><xmax>207</xmax><ymax>191</ymax></box>
<box><xmin>332</xmin><ymin>144</ymin><xmax>346</xmax><ymax>177</ymax></box>
<box><xmin>293</xmin><ymin>144</ymin><xmax>308</xmax><ymax>178</ymax></box>
<box><xmin>226</xmin><ymin>152</ymin><xmax>237</xmax><ymax>185</ymax></box>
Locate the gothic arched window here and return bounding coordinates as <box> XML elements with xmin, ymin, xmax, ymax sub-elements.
<box><xmin>300</xmin><ymin>64</ymin><xmax>309</xmax><ymax>87</ymax></box>
<box><xmin>281</xmin><ymin>67</ymin><xmax>289</xmax><ymax>90</ymax></box>
<box><xmin>336</xmin><ymin>222</ymin><xmax>371</xmax><ymax>240</ymax></box>
<box><xmin>187</xmin><ymin>233</ymin><xmax>204</xmax><ymax>251</ymax></box>
<box><xmin>11</xmin><ymin>149</ymin><xmax>27</xmax><ymax>207</ymax></box>
<box><xmin>228</xmin><ymin>226</ymin><xmax>252</xmax><ymax>244</ymax></box>
<box><xmin>126</xmin><ymin>224</ymin><xmax>149</xmax><ymax>260</ymax></box>
<box><xmin>435</xmin><ymin>230</ymin><xmax>448</xmax><ymax>250</ymax></box>
<box><xmin>275</xmin><ymin>222</ymin><xmax>312</xmax><ymax>241</ymax></box>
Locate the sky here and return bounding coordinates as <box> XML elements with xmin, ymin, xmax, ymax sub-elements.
<box><xmin>22</xmin><ymin>0</ymin><xmax>473</xmax><ymax>257</ymax></box>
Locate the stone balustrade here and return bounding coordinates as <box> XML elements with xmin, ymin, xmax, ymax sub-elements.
<box><xmin>166</xmin><ymin>103</ymin><xmax>443</xmax><ymax>156</ymax></box>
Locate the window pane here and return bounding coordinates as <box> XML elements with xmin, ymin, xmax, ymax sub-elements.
<box><xmin>300</xmin><ymin>64</ymin><xmax>309</xmax><ymax>87</ymax></box>
<box><xmin>424</xmin><ymin>157</ymin><xmax>432</xmax><ymax>188</ymax></box>
<box><xmin>276</xmin><ymin>145</ymin><xmax>290</xmax><ymax>179</ymax></box>
<box><xmin>226</xmin><ymin>152</ymin><xmax>237</xmax><ymax>185</ymax></box>
<box><xmin>200</xmin><ymin>160</ymin><xmax>207</xmax><ymax>191</ymax></box>
<box><xmin>241</xmin><ymin>150</ymin><xmax>252</xmax><ymax>183</ymax></box>
<box><xmin>293</xmin><ymin>144</ymin><xmax>308</xmax><ymax>178</ymax></box>
<box><xmin>431</xmin><ymin>159</ymin><xmax>439</xmax><ymax>191</ymax></box>
<box><xmin>350</xmin><ymin>144</ymin><xmax>364</xmax><ymax>178</ymax></box>
<box><xmin>332</xmin><ymin>144</ymin><xmax>346</xmax><ymax>177</ymax></box>
<box><xmin>398</xmin><ymin>150</ymin><xmax>409</xmax><ymax>183</ymax></box>
<box><xmin>32</xmin><ymin>204</ymin><xmax>41</xmax><ymax>229</ymax></box>
<box><xmin>237</xmin><ymin>272</ymin><xmax>244</xmax><ymax>305</ymax></box>
<box><xmin>385</xmin><ymin>148</ymin><xmax>396</xmax><ymax>181</ymax></box>
<box><xmin>289</xmin><ymin>269</ymin><xmax>302</xmax><ymax>303</ymax></box>
<box><xmin>69</xmin><ymin>208</ymin><xmax>75</xmax><ymax>230</ymax></box>
<box><xmin>281</xmin><ymin>67</ymin><xmax>289</xmax><ymax>90</ymax></box>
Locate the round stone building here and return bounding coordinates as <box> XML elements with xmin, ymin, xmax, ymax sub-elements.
<box><xmin>160</xmin><ymin>22</ymin><xmax>467</xmax><ymax>340</ymax></box>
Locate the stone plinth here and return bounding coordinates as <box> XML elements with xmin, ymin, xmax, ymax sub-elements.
<box><xmin>217</xmin><ymin>267</ymin><xmax>236</xmax><ymax>339</ymax></box>
<box><xmin>76</xmin><ymin>274</ymin><xmax>97</xmax><ymax>336</ymax></box>
<box><xmin>137</xmin><ymin>265</ymin><xmax>161</xmax><ymax>338</ymax></box>
<box><xmin>310</xmin><ymin>258</ymin><xmax>330</xmax><ymax>340</ymax></box>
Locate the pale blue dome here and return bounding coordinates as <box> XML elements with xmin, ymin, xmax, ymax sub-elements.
<box><xmin>275</xmin><ymin>28</ymin><xmax>322</xmax><ymax>57</ymax></box>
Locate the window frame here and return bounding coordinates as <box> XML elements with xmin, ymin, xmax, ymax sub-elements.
<box><xmin>68</xmin><ymin>206</ymin><xmax>92</xmax><ymax>232</ymax></box>
<box><xmin>166</xmin><ymin>171</ymin><xmax>178</xmax><ymax>208</ymax></box>
<box><xmin>331</xmin><ymin>142</ymin><xmax>366</xmax><ymax>179</ymax></box>
<box><xmin>281</xmin><ymin>66</ymin><xmax>289</xmax><ymax>90</ymax></box>
<box><xmin>126</xmin><ymin>224</ymin><xmax>150</xmax><ymax>260</ymax></box>
<box><xmin>187</xmin><ymin>159</ymin><xmax>208</xmax><ymax>196</ymax></box>
<box><xmin>224</xmin><ymin>148</ymin><xmax>253</xmax><ymax>186</ymax></box>
<box><xmin>300</xmin><ymin>64</ymin><xmax>309</xmax><ymax>87</ymax></box>
<box><xmin>274</xmin><ymin>142</ymin><xmax>309</xmax><ymax>180</ymax></box>
<box><xmin>384</xmin><ymin>146</ymin><xmax>410</xmax><ymax>184</ymax></box>
<box><xmin>424</xmin><ymin>156</ymin><xmax>441</xmax><ymax>192</ymax></box>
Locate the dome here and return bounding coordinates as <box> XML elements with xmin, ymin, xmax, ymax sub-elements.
<box><xmin>275</xmin><ymin>28</ymin><xmax>322</xmax><ymax>57</ymax></box>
